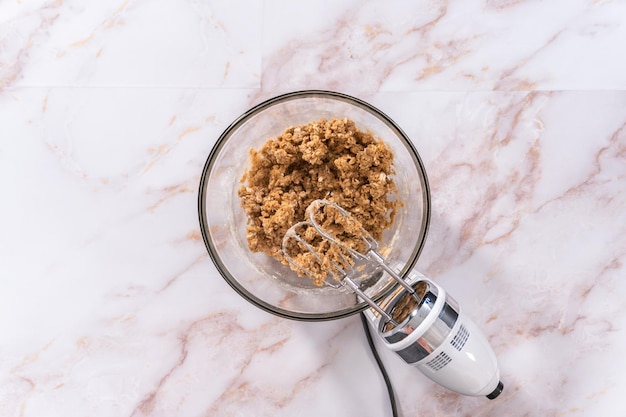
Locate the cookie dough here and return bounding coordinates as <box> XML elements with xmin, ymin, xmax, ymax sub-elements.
<box><xmin>238</xmin><ymin>117</ymin><xmax>399</xmax><ymax>285</ymax></box>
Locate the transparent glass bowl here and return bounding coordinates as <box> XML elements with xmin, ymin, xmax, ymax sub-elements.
<box><xmin>198</xmin><ymin>90</ymin><xmax>430</xmax><ymax>321</ymax></box>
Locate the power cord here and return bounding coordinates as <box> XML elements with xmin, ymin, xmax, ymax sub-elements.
<box><xmin>360</xmin><ymin>312</ymin><xmax>399</xmax><ymax>417</ymax></box>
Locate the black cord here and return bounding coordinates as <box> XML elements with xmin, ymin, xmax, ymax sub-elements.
<box><xmin>360</xmin><ymin>312</ymin><xmax>399</xmax><ymax>417</ymax></box>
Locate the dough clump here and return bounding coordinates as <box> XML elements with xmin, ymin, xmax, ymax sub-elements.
<box><xmin>238</xmin><ymin>117</ymin><xmax>399</xmax><ymax>285</ymax></box>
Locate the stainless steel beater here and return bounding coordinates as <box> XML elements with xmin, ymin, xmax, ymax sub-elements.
<box><xmin>282</xmin><ymin>199</ymin><xmax>420</xmax><ymax>327</ymax></box>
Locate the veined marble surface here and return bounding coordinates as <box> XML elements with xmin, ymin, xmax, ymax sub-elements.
<box><xmin>1</xmin><ymin>1</ymin><xmax>625</xmax><ymax>416</ymax></box>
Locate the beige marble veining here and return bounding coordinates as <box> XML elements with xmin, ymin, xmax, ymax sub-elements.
<box><xmin>1</xmin><ymin>1</ymin><xmax>625</xmax><ymax>416</ymax></box>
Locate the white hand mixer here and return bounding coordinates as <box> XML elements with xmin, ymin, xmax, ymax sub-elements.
<box><xmin>282</xmin><ymin>199</ymin><xmax>503</xmax><ymax>399</ymax></box>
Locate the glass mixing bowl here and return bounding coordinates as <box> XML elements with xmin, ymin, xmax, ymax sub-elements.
<box><xmin>198</xmin><ymin>90</ymin><xmax>430</xmax><ymax>321</ymax></box>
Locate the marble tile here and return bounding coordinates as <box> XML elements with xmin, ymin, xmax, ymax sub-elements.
<box><xmin>1</xmin><ymin>0</ymin><xmax>261</xmax><ymax>88</ymax></box>
<box><xmin>262</xmin><ymin>0</ymin><xmax>626</xmax><ymax>91</ymax></box>
<box><xmin>1</xmin><ymin>1</ymin><xmax>625</xmax><ymax>416</ymax></box>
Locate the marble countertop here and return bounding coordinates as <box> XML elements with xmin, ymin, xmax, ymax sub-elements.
<box><xmin>2</xmin><ymin>1</ymin><xmax>625</xmax><ymax>416</ymax></box>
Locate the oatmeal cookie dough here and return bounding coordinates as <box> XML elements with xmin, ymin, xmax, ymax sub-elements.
<box><xmin>238</xmin><ymin>117</ymin><xmax>399</xmax><ymax>285</ymax></box>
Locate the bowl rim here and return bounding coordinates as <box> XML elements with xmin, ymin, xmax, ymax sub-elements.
<box><xmin>197</xmin><ymin>89</ymin><xmax>431</xmax><ymax>321</ymax></box>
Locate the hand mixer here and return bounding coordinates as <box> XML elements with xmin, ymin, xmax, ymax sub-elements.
<box><xmin>282</xmin><ymin>199</ymin><xmax>503</xmax><ymax>399</ymax></box>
